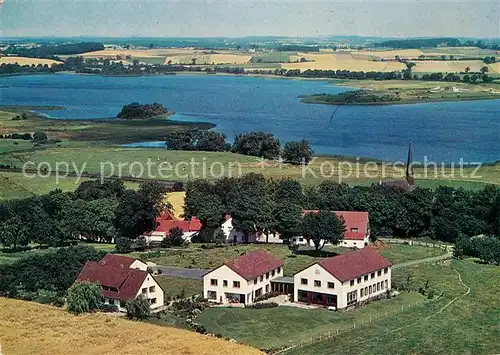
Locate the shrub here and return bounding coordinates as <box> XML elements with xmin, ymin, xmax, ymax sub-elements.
<box><xmin>67</xmin><ymin>282</ymin><xmax>102</xmax><ymax>314</ymax></box>
<box><xmin>115</xmin><ymin>237</ymin><xmax>132</xmax><ymax>253</ymax></box>
<box><xmin>245</xmin><ymin>302</ymin><xmax>278</xmax><ymax>309</ymax></box>
<box><xmin>125</xmin><ymin>296</ymin><xmax>151</xmax><ymax>320</ymax></box>
<box><xmin>99</xmin><ymin>303</ymin><xmax>119</xmax><ymax>313</ymax></box>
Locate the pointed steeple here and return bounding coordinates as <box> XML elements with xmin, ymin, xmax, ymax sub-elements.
<box><xmin>405</xmin><ymin>140</ymin><xmax>414</xmax><ymax>186</ymax></box>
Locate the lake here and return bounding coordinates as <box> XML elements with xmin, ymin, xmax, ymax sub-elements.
<box><xmin>1</xmin><ymin>73</ymin><xmax>499</xmax><ymax>163</ymax></box>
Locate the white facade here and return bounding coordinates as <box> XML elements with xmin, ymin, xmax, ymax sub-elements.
<box><xmin>293</xmin><ymin>263</ymin><xmax>391</xmax><ymax>309</ymax></box>
<box><xmin>219</xmin><ymin>218</ymin><xmax>283</xmax><ymax>244</ymax></box>
<box><xmin>103</xmin><ymin>274</ymin><xmax>164</xmax><ymax>312</ymax></box>
<box><xmin>340</xmin><ymin>235</ymin><xmax>370</xmax><ymax>249</ymax></box>
<box><xmin>203</xmin><ymin>264</ymin><xmax>283</xmax><ymax>305</ymax></box>
<box><xmin>129</xmin><ymin>259</ymin><xmax>148</xmax><ymax>271</ymax></box>
<box><xmin>143</xmin><ymin>231</ymin><xmax>198</xmax><ymax>244</ymax></box>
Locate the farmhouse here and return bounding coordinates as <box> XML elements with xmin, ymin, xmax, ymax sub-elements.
<box><xmin>203</xmin><ymin>250</ymin><xmax>284</xmax><ymax>305</ymax></box>
<box><xmin>297</xmin><ymin>210</ymin><xmax>371</xmax><ymax>249</ymax></box>
<box><xmin>219</xmin><ymin>214</ymin><xmax>282</xmax><ymax>244</ymax></box>
<box><xmin>76</xmin><ymin>254</ymin><xmax>164</xmax><ymax>312</ymax></box>
<box><xmin>293</xmin><ymin>248</ymin><xmax>392</xmax><ymax>310</ymax></box>
<box><xmin>143</xmin><ymin>210</ymin><xmax>202</xmax><ymax>243</ymax></box>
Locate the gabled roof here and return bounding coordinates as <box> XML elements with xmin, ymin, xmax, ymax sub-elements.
<box><xmin>224</xmin><ymin>250</ymin><xmax>283</xmax><ymax>281</ymax></box>
<box><xmin>100</xmin><ymin>254</ymin><xmax>138</xmax><ymax>269</ymax></box>
<box><xmin>317</xmin><ymin>248</ymin><xmax>392</xmax><ymax>282</ymax></box>
<box><xmin>76</xmin><ymin>261</ymin><xmax>148</xmax><ymax>301</ymax></box>
<box><xmin>302</xmin><ymin>210</ymin><xmax>369</xmax><ymax>240</ymax></box>
<box><xmin>153</xmin><ymin>210</ymin><xmax>202</xmax><ymax>235</ymax></box>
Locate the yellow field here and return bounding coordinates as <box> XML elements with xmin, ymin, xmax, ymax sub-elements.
<box><xmin>164</xmin><ymin>54</ymin><xmax>252</xmax><ymax>65</ymax></box>
<box><xmin>411</xmin><ymin>60</ymin><xmax>488</xmax><ymax>73</ymax></box>
<box><xmin>0</xmin><ymin>56</ymin><xmax>62</xmax><ymax>66</ymax></box>
<box><xmin>282</xmin><ymin>58</ymin><xmax>405</xmax><ymax>72</ymax></box>
<box><xmin>0</xmin><ymin>298</ymin><xmax>262</xmax><ymax>355</ymax></box>
<box><xmin>79</xmin><ymin>49</ymin><xmax>167</xmax><ymax>59</ymax></box>
<box><xmin>355</xmin><ymin>49</ymin><xmax>424</xmax><ymax>59</ymax></box>
<box><xmin>167</xmin><ymin>191</ymin><xmax>186</xmax><ymax>218</ymax></box>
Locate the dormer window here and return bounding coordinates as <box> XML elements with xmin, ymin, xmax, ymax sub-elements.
<box><xmin>351</xmin><ymin>228</ymin><xmax>358</xmax><ymax>232</ymax></box>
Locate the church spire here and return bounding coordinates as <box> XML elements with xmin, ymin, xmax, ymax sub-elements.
<box><xmin>405</xmin><ymin>140</ymin><xmax>414</xmax><ymax>186</ymax></box>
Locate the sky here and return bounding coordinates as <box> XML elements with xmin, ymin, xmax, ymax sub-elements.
<box><xmin>0</xmin><ymin>0</ymin><xmax>499</xmax><ymax>38</ymax></box>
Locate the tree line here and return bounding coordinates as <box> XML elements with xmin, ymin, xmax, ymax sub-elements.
<box><xmin>3</xmin><ymin>42</ymin><xmax>104</xmax><ymax>59</ymax></box>
<box><xmin>185</xmin><ymin>174</ymin><xmax>500</xmax><ymax>247</ymax></box>
<box><xmin>0</xmin><ymin>180</ymin><xmax>169</xmax><ymax>251</ymax></box>
<box><xmin>165</xmin><ymin>130</ymin><xmax>313</xmax><ymax>164</ymax></box>
<box><xmin>117</xmin><ymin>102</ymin><xmax>168</xmax><ymax>119</ymax></box>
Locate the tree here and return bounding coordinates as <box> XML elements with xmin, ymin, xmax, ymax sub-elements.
<box><xmin>212</xmin><ymin>229</ymin><xmax>227</xmax><ymax>246</ymax></box>
<box><xmin>66</xmin><ymin>282</ymin><xmax>102</xmax><ymax>314</ymax></box>
<box><xmin>464</xmin><ymin>66</ymin><xmax>470</xmax><ymax>73</ymax></box>
<box><xmin>0</xmin><ymin>217</ymin><xmax>30</xmax><ymax>250</ymax></box>
<box><xmin>301</xmin><ymin>211</ymin><xmax>346</xmax><ymax>250</ymax></box>
<box><xmin>231</xmin><ymin>132</ymin><xmax>281</xmax><ymax>159</ymax></box>
<box><xmin>126</xmin><ymin>296</ymin><xmax>151</xmax><ymax>320</ymax></box>
<box><xmin>165</xmin><ymin>227</ymin><xmax>185</xmax><ymax>247</ymax></box>
<box><xmin>480</xmin><ymin>66</ymin><xmax>489</xmax><ymax>74</ymax></box>
<box><xmin>282</xmin><ymin>140</ymin><xmax>314</xmax><ymax>165</ymax></box>
<box><xmin>33</xmin><ymin>131</ymin><xmax>48</xmax><ymax>142</ymax></box>
<box><xmin>115</xmin><ymin>237</ymin><xmax>132</xmax><ymax>253</ymax></box>
<box><xmin>470</xmin><ymin>74</ymin><xmax>478</xmax><ymax>83</ymax></box>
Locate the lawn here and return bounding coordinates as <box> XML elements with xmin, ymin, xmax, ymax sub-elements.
<box><xmin>284</xmin><ymin>260</ymin><xmax>500</xmax><ymax>355</ymax></box>
<box><xmin>154</xmin><ymin>275</ymin><xmax>203</xmax><ymax>300</ymax></box>
<box><xmin>198</xmin><ymin>292</ymin><xmax>425</xmax><ymax>349</ymax></box>
<box><xmin>136</xmin><ymin>243</ymin><xmax>446</xmax><ymax>276</ymax></box>
<box><xmin>379</xmin><ymin>244</ymin><xmax>445</xmax><ymax>265</ymax></box>
<box><xmin>0</xmin><ymin>298</ymin><xmax>261</xmax><ymax>355</ymax></box>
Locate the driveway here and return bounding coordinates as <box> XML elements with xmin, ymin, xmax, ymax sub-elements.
<box><xmin>158</xmin><ymin>266</ymin><xmax>210</xmax><ymax>279</ymax></box>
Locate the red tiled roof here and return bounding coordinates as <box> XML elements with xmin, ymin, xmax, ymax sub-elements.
<box><xmin>318</xmin><ymin>248</ymin><xmax>392</xmax><ymax>282</ymax></box>
<box><xmin>302</xmin><ymin>210</ymin><xmax>369</xmax><ymax>240</ymax></box>
<box><xmin>100</xmin><ymin>254</ymin><xmax>137</xmax><ymax>269</ymax></box>
<box><xmin>154</xmin><ymin>212</ymin><xmax>202</xmax><ymax>235</ymax></box>
<box><xmin>76</xmin><ymin>261</ymin><xmax>148</xmax><ymax>302</ymax></box>
<box><xmin>225</xmin><ymin>250</ymin><xmax>283</xmax><ymax>281</ymax></box>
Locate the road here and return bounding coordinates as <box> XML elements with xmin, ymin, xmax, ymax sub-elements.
<box><xmin>158</xmin><ymin>266</ymin><xmax>210</xmax><ymax>279</ymax></box>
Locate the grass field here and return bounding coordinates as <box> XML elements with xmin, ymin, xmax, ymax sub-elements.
<box><xmin>135</xmin><ymin>244</ymin><xmax>446</xmax><ymax>276</ymax></box>
<box><xmin>198</xmin><ymin>292</ymin><xmax>425</xmax><ymax>349</ymax></box>
<box><xmin>0</xmin><ymin>298</ymin><xmax>262</xmax><ymax>355</ymax></box>
<box><xmin>284</xmin><ymin>260</ymin><xmax>500</xmax><ymax>355</ymax></box>
<box><xmin>154</xmin><ymin>275</ymin><xmax>203</xmax><ymax>299</ymax></box>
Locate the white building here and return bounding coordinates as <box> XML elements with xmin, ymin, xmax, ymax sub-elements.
<box><xmin>219</xmin><ymin>215</ymin><xmax>283</xmax><ymax>244</ymax></box>
<box><xmin>293</xmin><ymin>248</ymin><xmax>392</xmax><ymax>310</ymax></box>
<box><xmin>203</xmin><ymin>250</ymin><xmax>284</xmax><ymax>305</ymax></box>
<box><xmin>76</xmin><ymin>254</ymin><xmax>164</xmax><ymax>312</ymax></box>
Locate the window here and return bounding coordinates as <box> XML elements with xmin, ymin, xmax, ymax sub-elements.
<box><xmin>377</xmin><ymin>270</ymin><xmax>382</xmax><ymax>276</ymax></box>
<box><xmin>371</xmin><ymin>273</ymin><xmax>375</xmax><ymax>279</ymax></box>
<box><xmin>314</xmin><ymin>280</ymin><xmax>321</xmax><ymax>287</ymax></box>
<box><xmin>364</xmin><ymin>275</ymin><xmax>368</xmax><ymax>281</ymax></box>
<box><xmin>142</xmin><ymin>288</ymin><xmax>147</xmax><ymax>294</ymax></box>
<box><xmin>266</xmin><ymin>272</ymin><xmax>270</xmax><ymax>279</ymax></box>
<box><xmin>272</xmin><ymin>270</ymin><xmax>275</xmax><ymax>276</ymax></box>
<box><xmin>350</xmin><ymin>228</ymin><xmax>359</xmax><ymax>232</ymax></box>
<box><xmin>102</xmin><ymin>286</ymin><xmax>109</xmax><ymax>291</ymax></box>
<box><xmin>360</xmin><ymin>288</ymin><xmax>364</xmax><ymax>297</ymax></box>
<box><xmin>301</xmin><ymin>278</ymin><xmax>308</xmax><ymax>285</ymax></box>
<box><xmin>265</xmin><ymin>285</ymin><xmax>269</xmax><ymax>293</ymax></box>
<box><xmin>385</xmin><ymin>280</ymin><xmax>388</xmax><ymax>289</ymax></box>
<box><xmin>223</xmin><ymin>280</ymin><xmax>228</xmax><ymax>287</ymax></box>
<box><xmin>207</xmin><ymin>291</ymin><xmax>217</xmax><ymax>300</ymax></box>
<box><xmin>384</xmin><ymin>267</ymin><xmax>388</xmax><ymax>274</ymax></box>
<box><xmin>347</xmin><ymin>290</ymin><xmax>358</xmax><ymax>306</ymax></box>
<box><xmin>233</xmin><ymin>281</ymin><xmax>240</xmax><ymax>288</ymax></box>
<box><xmin>364</xmin><ymin>286</ymin><xmax>368</xmax><ymax>295</ymax></box>
<box><xmin>357</xmin><ymin>277</ymin><xmax>361</xmax><ymax>284</ymax></box>
<box><xmin>381</xmin><ymin>282</ymin><xmax>384</xmax><ymax>290</ymax></box>
<box><xmin>253</xmin><ymin>279</ymin><xmax>257</xmax><ymax>285</ymax></box>
<box><xmin>369</xmin><ymin>286</ymin><xmax>372</xmax><ymax>294</ymax></box>
<box><xmin>260</xmin><ymin>275</ymin><xmax>264</xmax><ymax>282</ymax></box>
<box><xmin>299</xmin><ymin>237</ymin><xmax>304</xmax><ymax>242</ymax></box>
<box><xmin>110</xmin><ymin>287</ymin><xmax>118</xmax><ymax>292</ymax></box>
<box><xmin>377</xmin><ymin>282</ymin><xmax>380</xmax><ymax>291</ymax></box>
<box><xmin>350</xmin><ymin>280</ymin><xmax>355</xmax><ymax>286</ymax></box>
<box><xmin>277</xmin><ymin>267</ymin><xmax>281</xmax><ymax>274</ymax></box>
<box><xmin>327</xmin><ymin>282</ymin><xmax>335</xmax><ymax>289</ymax></box>
<box><xmin>120</xmin><ymin>300</ymin><xmax>126</xmax><ymax>308</ymax></box>
<box><xmin>149</xmin><ymin>286</ymin><xmax>155</xmax><ymax>293</ymax></box>
<box><xmin>315</xmin><ymin>268</ymin><xmax>321</xmax><ymax>275</ymax></box>
<box><xmin>210</xmin><ymin>279</ymin><xmax>218</xmax><ymax>286</ymax></box>
<box><xmin>255</xmin><ymin>288</ymin><xmax>262</xmax><ymax>297</ymax></box>
<box><xmin>150</xmin><ymin>298</ymin><xmax>157</xmax><ymax>304</ymax></box>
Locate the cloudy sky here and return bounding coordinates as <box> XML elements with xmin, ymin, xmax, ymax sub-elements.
<box><xmin>1</xmin><ymin>0</ymin><xmax>498</xmax><ymax>38</ymax></box>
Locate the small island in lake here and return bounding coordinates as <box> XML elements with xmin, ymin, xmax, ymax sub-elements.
<box><xmin>117</xmin><ymin>102</ymin><xmax>169</xmax><ymax>119</ymax></box>
<box><xmin>301</xmin><ymin>90</ymin><xmax>402</xmax><ymax>105</ymax></box>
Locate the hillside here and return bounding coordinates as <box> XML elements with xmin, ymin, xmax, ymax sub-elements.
<box><xmin>0</xmin><ymin>298</ymin><xmax>262</xmax><ymax>355</ymax></box>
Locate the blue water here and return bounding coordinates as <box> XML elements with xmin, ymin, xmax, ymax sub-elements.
<box><xmin>1</xmin><ymin>73</ymin><xmax>499</xmax><ymax>163</ymax></box>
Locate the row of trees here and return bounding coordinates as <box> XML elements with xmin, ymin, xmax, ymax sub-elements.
<box><xmin>165</xmin><ymin>130</ymin><xmax>314</xmax><ymax>165</ymax></box>
<box><xmin>454</xmin><ymin>235</ymin><xmax>500</xmax><ymax>264</ymax></box>
<box><xmin>185</xmin><ymin>174</ymin><xmax>500</xmax><ymax>246</ymax></box>
<box><xmin>3</xmin><ymin>42</ymin><xmax>104</xmax><ymax>59</ymax></box>
<box><xmin>0</xmin><ymin>131</ymin><xmax>48</xmax><ymax>141</ymax></box>
<box><xmin>0</xmin><ymin>180</ymin><xmax>168</xmax><ymax>250</ymax></box>
<box><xmin>117</xmin><ymin>102</ymin><xmax>168</xmax><ymax>119</ymax></box>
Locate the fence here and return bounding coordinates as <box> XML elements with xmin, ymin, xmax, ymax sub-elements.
<box><xmin>268</xmin><ymin>299</ymin><xmax>429</xmax><ymax>354</ymax></box>
<box><xmin>378</xmin><ymin>238</ymin><xmax>453</xmax><ymax>252</ymax></box>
